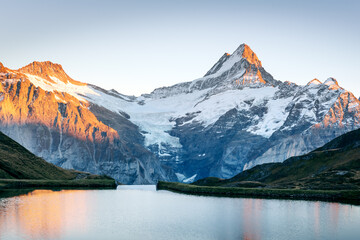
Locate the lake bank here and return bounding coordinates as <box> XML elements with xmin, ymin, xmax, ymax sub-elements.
<box><xmin>157</xmin><ymin>181</ymin><xmax>360</xmax><ymax>205</ymax></box>
<box><xmin>0</xmin><ymin>178</ymin><xmax>117</xmax><ymax>191</ymax></box>
<box><xmin>1</xmin><ymin>186</ymin><xmax>359</xmax><ymax>240</ymax></box>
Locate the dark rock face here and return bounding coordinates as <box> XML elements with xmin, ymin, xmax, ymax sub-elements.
<box><xmin>167</xmin><ymin>107</ymin><xmax>268</xmax><ymax>180</ymax></box>
<box><xmin>163</xmin><ymin>79</ymin><xmax>360</xmax><ymax>181</ymax></box>
<box><xmin>195</xmin><ymin>128</ymin><xmax>360</xmax><ymax>191</ymax></box>
<box><xmin>0</xmin><ymin>64</ymin><xmax>176</xmax><ymax>184</ymax></box>
<box><xmin>129</xmin><ymin>45</ymin><xmax>360</xmax><ymax>182</ymax></box>
<box><xmin>1</xmin><ymin>44</ymin><xmax>360</xmax><ymax>184</ymax></box>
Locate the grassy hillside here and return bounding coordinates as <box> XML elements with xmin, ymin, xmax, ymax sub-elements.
<box><xmin>0</xmin><ymin>131</ymin><xmax>116</xmax><ymax>189</ymax></box>
<box><xmin>193</xmin><ymin>128</ymin><xmax>360</xmax><ymax>190</ymax></box>
<box><xmin>157</xmin><ymin>128</ymin><xmax>360</xmax><ymax>204</ymax></box>
<box><xmin>0</xmin><ymin>131</ymin><xmax>77</xmax><ymax>180</ymax></box>
<box><xmin>157</xmin><ymin>181</ymin><xmax>360</xmax><ymax>205</ymax></box>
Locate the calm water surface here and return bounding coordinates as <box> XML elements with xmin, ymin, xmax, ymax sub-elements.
<box><xmin>0</xmin><ymin>185</ymin><xmax>359</xmax><ymax>240</ymax></box>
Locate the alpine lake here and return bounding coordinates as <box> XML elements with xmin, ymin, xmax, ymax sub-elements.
<box><xmin>0</xmin><ymin>185</ymin><xmax>359</xmax><ymax>240</ymax></box>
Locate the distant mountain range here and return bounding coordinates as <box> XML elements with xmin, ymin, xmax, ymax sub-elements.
<box><xmin>1</xmin><ymin>44</ymin><xmax>359</xmax><ymax>184</ymax></box>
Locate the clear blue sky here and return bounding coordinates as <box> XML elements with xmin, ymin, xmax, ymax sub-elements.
<box><xmin>1</xmin><ymin>0</ymin><xmax>359</xmax><ymax>97</ymax></box>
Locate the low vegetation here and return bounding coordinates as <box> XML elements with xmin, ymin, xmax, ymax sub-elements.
<box><xmin>0</xmin><ymin>131</ymin><xmax>117</xmax><ymax>191</ymax></box>
<box><xmin>0</xmin><ymin>178</ymin><xmax>116</xmax><ymax>189</ymax></box>
<box><xmin>157</xmin><ymin>181</ymin><xmax>360</xmax><ymax>205</ymax></box>
<box><xmin>158</xmin><ymin>128</ymin><xmax>360</xmax><ymax>205</ymax></box>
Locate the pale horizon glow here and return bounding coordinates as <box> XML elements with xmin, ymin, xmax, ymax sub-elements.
<box><xmin>1</xmin><ymin>0</ymin><xmax>359</xmax><ymax>97</ymax></box>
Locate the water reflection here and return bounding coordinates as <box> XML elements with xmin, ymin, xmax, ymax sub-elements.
<box><xmin>314</xmin><ymin>201</ymin><xmax>320</xmax><ymax>237</ymax></box>
<box><xmin>242</xmin><ymin>198</ymin><xmax>262</xmax><ymax>240</ymax></box>
<box><xmin>0</xmin><ymin>188</ymin><xmax>359</xmax><ymax>240</ymax></box>
<box><xmin>329</xmin><ymin>202</ymin><xmax>339</xmax><ymax>231</ymax></box>
<box><xmin>0</xmin><ymin>190</ymin><xmax>89</xmax><ymax>239</ymax></box>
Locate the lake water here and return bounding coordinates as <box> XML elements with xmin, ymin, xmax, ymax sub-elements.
<box><xmin>0</xmin><ymin>185</ymin><xmax>359</xmax><ymax>240</ymax></box>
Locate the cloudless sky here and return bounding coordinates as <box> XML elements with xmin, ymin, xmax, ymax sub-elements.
<box><xmin>1</xmin><ymin>0</ymin><xmax>359</xmax><ymax>96</ymax></box>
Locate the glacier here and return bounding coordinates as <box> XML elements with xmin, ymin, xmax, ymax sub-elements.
<box><xmin>1</xmin><ymin>44</ymin><xmax>360</xmax><ymax>184</ymax></box>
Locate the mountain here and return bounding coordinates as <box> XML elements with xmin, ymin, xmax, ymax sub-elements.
<box><xmin>0</xmin><ymin>61</ymin><xmax>176</xmax><ymax>184</ymax></box>
<box><xmin>1</xmin><ymin>43</ymin><xmax>360</xmax><ymax>184</ymax></box>
<box><xmin>0</xmin><ymin>130</ymin><xmax>109</xmax><ymax>181</ymax></box>
<box><xmin>115</xmin><ymin>44</ymin><xmax>360</xmax><ymax>182</ymax></box>
<box><xmin>193</xmin><ymin>127</ymin><xmax>360</xmax><ymax>190</ymax></box>
<box><xmin>0</xmin><ymin>130</ymin><xmax>74</xmax><ymax>180</ymax></box>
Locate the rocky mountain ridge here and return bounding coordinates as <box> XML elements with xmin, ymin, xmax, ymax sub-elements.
<box><xmin>1</xmin><ymin>43</ymin><xmax>359</xmax><ymax>183</ymax></box>
<box><xmin>193</xmin><ymin>127</ymin><xmax>360</xmax><ymax>191</ymax></box>
<box><xmin>0</xmin><ymin>62</ymin><xmax>176</xmax><ymax>184</ymax></box>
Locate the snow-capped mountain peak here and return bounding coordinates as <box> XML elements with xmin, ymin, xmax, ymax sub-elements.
<box><xmin>11</xmin><ymin>61</ymin><xmax>100</xmax><ymax>102</ymax></box>
<box><xmin>1</xmin><ymin>44</ymin><xmax>360</xmax><ymax>185</ymax></box>
<box><xmin>306</xmin><ymin>78</ymin><xmax>342</xmax><ymax>92</ymax></box>
<box><xmin>0</xmin><ymin>62</ymin><xmax>5</xmax><ymax>73</ymax></box>
<box><xmin>0</xmin><ymin>62</ymin><xmax>11</xmax><ymax>74</ymax></box>
<box><xmin>18</xmin><ymin>61</ymin><xmax>85</xmax><ymax>86</ymax></box>
<box><xmin>324</xmin><ymin>77</ymin><xmax>339</xmax><ymax>86</ymax></box>
<box><xmin>204</xmin><ymin>52</ymin><xmax>232</xmax><ymax>77</ymax></box>
<box><xmin>324</xmin><ymin>77</ymin><xmax>340</xmax><ymax>90</ymax></box>
<box><xmin>149</xmin><ymin>44</ymin><xmax>276</xmax><ymax>100</ymax></box>
<box><xmin>204</xmin><ymin>43</ymin><xmax>264</xmax><ymax>83</ymax></box>
<box><xmin>233</xmin><ymin>43</ymin><xmax>262</xmax><ymax>67</ymax></box>
<box><xmin>307</xmin><ymin>78</ymin><xmax>322</xmax><ymax>86</ymax></box>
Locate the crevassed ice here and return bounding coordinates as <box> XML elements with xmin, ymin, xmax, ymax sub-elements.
<box><xmin>86</xmin><ymin>86</ymin><xmax>291</xmax><ymax>147</ymax></box>
<box><xmin>247</xmin><ymin>96</ymin><xmax>293</xmax><ymax>138</ymax></box>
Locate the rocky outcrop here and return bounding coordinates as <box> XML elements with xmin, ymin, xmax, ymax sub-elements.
<box><xmin>18</xmin><ymin>61</ymin><xmax>85</xmax><ymax>85</ymax></box>
<box><xmin>0</xmin><ymin>63</ymin><xmax>176</xmax><ymax>184</ymax></box>
<box><xmin>106</xmin><ymin>44</ymin><xmax>360</xmax><ymax>181</ymax></box>
<box><xmin>1</xmin><ymin>43</ymin><xmax>359</xmax><ymax>184</ymax></box>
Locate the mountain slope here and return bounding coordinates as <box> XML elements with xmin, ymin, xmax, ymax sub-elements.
<box><xmin>91</xmin><ymin>44</ymin><xmax>359</xmax><ymax>182</ymax></box>
<box><xmin>0</xmin><ymin>130</ymin><xmax>94</xmax><ymax>180</ymax></box>
<box><xmin>193</xmin><ymin>128</ymin><xmax>360</xmax><ymax>190</ymax></box>
<box><xmin>0</xmin><ymin>61</ymin><xmax>176</xmax><ymax>184</ymax></box>
<box><xmin>1</xmin><ymin>43</ymin><xmax>360</xmax><ymax>183</ymax></box>
<box><xmin>0</xmin><ymin>131</ymin><xmax>72</xmax><ymax>179</ymax></box>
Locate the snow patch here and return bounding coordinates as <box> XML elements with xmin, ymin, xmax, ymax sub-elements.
<box><xmin>25</xmin><ymin>74</ymin><xmax>99</xmax><ymax>102</ymax></box>
<box><xmin>175</xmin><ymin>173</ymin><xmax>186</xmax><ymax>182</ymax></box>
<box><xmin>307</xmin><ymin>79</ymin><xmax>322</xmax><ymax>87</ymax></box>
<box><xmin>85</xmin><ymin>85</ymin><xmax>290</xmax><ymax>145</ymax></box>
<box><xmin>183</xmin><ymin>174</ymin><xmax>197</xmax><ymax>183</ymax></box>
<box><xmin>191</xmin><ymin>87</ymin><xmax>278</xmax><ymax>127</ymax></box>
<box><xmin>247</xmin><ymin>96</ymin><xmax>293</xmax><ymax>138</ymax></box>
<box><xmin>324</xmin><ymin>78</ymin><xmax>339</xmax><ymax>87</ymax></box>
<box><xmin>348</xmin><ymin>101</ymin><xmax>359</xmax><ymax>109</ymax></box>
<box><xmin>205</xmin><ymin>48</ymin><xmax>244</xmax><ymax>78</ymax></box>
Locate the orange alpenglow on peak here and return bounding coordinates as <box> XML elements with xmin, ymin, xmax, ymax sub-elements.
<box><xmin>240</xmin><ymin>44</ymin><xmax>262</xmax><ymax>67</ymax></box>
<box><xmin>307</xmin><ymin>79</ymin><xmax>322</xmax><ymax>86</ymax></box>
<box><xmin>324</xmin><ymin>77</ymin><xmax>339</xmax><ymax>86</ymax></box>
<box><xmin>0</xmin><ymin>62</ymin><xmax>10</xmax><ymax>73</ymax></box>
<box><xmin>18</xmin><ymin>61</ymin><xmax>86</xmax><ymax>86</ymax></box>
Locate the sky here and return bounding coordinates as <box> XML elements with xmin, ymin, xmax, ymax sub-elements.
<box><xmin>1</xmin><ymin>0</ymin><xmax>359</xmax><ymax>97</ymax></box>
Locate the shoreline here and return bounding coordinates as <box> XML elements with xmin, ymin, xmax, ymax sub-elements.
<box><xmin>0</xmin><ymin>178</ymin><xmax>117</xmax><ymax>191</ymax></box>
<box><xmin>157</xmin><ymin>181</ymin><xmax>360</xmax><ymax>205</ymax></box>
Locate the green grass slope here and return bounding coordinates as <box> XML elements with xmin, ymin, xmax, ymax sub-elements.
<box><xmin>0</xmin><ymin>132</ymin><xmax>76</xmax><ymax>180</ymax></box>
<box><xmin>0</xmin><ymin>131</ymin><xmax>116</xmax><ymax>189</ymax></box>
